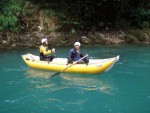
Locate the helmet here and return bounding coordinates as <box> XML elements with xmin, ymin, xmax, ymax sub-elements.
<box><xmin>74</xmin><ymin>42</ymin><xmax>81</xmax><ymax>46</ymax></box>
<box><xmin>41</xmin><ymin>38</ymin><xmax>47</xmax><ymax>44</ymax></box>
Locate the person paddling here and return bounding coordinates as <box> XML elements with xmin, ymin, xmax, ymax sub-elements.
<box><xmin>39</xmin><ymin>38</ymin><xmax>56</xmax><ymax>61</ymax></box>
<box><xmin>67</xmin><ymin>42</ymin><xmax>89</xmax><ymax>65</ymax></box>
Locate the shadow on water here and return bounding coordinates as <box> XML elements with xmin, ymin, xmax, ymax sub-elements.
<box><xmin>25</xmin><ymin>68</ymin><xmax>117</xmax><ymax>95</ymax></box>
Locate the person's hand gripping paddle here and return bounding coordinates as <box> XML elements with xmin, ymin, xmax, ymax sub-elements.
<box><xmin>51</xmin><ymin>54</ymin><xmax>88</xmax><ymax>77</ymax></box>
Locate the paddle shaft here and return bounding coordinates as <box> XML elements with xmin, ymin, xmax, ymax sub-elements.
<box><xmin>51</xmin><ymin>54</ymin><xmax>88</xmax><ymax>77</ymax></box>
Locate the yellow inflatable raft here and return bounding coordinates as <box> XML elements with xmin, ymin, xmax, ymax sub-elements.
<box><xmin>22</xmin><ymin>54</ymin><xmax>119</xmax><ymax>74</ymax></box>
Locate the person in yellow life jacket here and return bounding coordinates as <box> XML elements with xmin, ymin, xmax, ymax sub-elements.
<box><xmin>39</xmin><ymin>38</ymin><xmax>56</xmax><ymax>61</ymax></box>
<box><xmin>67</xmin><ymin>42</ymin><xmax>89</xmax><ymax>65</ymax></box>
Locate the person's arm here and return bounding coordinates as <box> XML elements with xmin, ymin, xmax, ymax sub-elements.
<box><xmin>67</xmin><ymin>49</ymin><xmax>73</xmax><ymax>63</ymax></box>
<box><xmin>80</xmin><ymin>50</ymin><xmax>88</xmax><ymax>57</ymax></box>
<box><xmin>51</xmin><ymin>48</ymin><xmax>55</xmax><ymax>53</ymax></box>
<box><xmin>40</xmin><ymin>46</ymin><xmax>52</xmax><ymax>55</ymax></box>
<box><xmin>80</xmin><ymin>51</ymin><xmax>84</xmax><ymax>57</ymax></box>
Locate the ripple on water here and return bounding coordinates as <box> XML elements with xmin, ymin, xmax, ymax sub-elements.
<box><xmin>4</xmin><ymin>99</ymin><xmax>18</xmax><ymax>103</ymax></box>
<box><xmin>25</xmin><ymin>68</ymin><xmax>53</xmax><ymax>78</ymax></box>
<box><xmin>3</xmin><ymin>66</ymin><xmax>27</xmax><ymax>72</ymax></box>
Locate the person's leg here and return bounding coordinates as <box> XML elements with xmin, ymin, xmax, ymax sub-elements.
<box><xmin>46</xmin><ymin>55</ymin><xmax>56</xmax><ymax>61</ymax></box>
<box><xmin>83</xmin><ymin>56</ymin><xmax>89</xmax><ymax>64</ymax></box>
<box><xmin>81</xmin><ymin>53</ymin><xmax>89</xmax><ymax>64</ymax></box>
<box><xmin>67</xmin><ymin>56</ymin><xmax>73</xmax><ymax>64</ymax></box>
<box><xmin>77</xmin><ymin>60</ymin><xmax>84</xmax><ymax>64</ymax></box>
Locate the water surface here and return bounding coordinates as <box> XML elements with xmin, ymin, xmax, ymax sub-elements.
<box><xmin>0</xmin><ymin>45</ymin><xmax>150</xmax><ymax>113</ymax></box>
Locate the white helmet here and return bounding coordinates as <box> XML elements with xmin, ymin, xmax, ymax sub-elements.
<box><xmin>41</xmin><ymin>38</ymin><xmax>47</xmax><ymax>44</ymax></box>
<box><xmin>74</xmin><ymin>42</ymin><xmax>81</xmax><ymax>46</ymax></box>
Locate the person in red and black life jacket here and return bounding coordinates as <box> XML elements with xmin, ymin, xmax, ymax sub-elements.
<box><xmin>39</xmin><ymin>38</ymin><xmax>56</xmax><ymax>61</ymax></box>
<box><xmin>67</xmin><ymin>42</ymin><xmax>89</xmax><ymax>65</ymax></box>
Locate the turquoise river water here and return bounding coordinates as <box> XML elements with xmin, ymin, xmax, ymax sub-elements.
<box><xmin>0</xmin><ymin>45</ymin><xmax>150</xmax><ymax>113</ymax></box>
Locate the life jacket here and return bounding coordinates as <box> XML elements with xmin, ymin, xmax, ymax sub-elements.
<box><xmin>39</xmin><ymin>45</ymin><xmax>49</xmax><ymax>60</ymax></box>
<box><xmin>70</xmin><ymin>48</ymin><xmax>81</xmax><ymax>61</ymax></box>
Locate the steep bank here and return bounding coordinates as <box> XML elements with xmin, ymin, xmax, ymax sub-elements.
<box><xmin>0</xmin><ymin>29</ymin><xmax>150</xmax><ymax>49</ymax></box>
<box><xmin>0</xmin><ymin>1</ymin><xmax>150</xmax><ymax>48</ymax></box>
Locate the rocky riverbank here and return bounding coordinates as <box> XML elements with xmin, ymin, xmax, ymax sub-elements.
<box><xmin>0</xmin><ymin>29</ymin><xmax>150</xmax><ymax>49</ymax></box>
<box><xmin>0</xmin><ymin>1</ymin><xmax>150</xmax><ymax>49</ymax></box>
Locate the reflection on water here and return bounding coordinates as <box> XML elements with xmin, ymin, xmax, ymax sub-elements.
<box><xmin>61</xmin><ymin>74</ymin><xmax>116</xmax><ymax>95</ymax></box>
<box><xmin>25</xmin><ymin>68</ymin><xmax>53</xmax><ymax>78</ymax></box>
<box><xmin>25</xmin><ymin>68</ymin><xmax>117</xmax><ymax>95</ymax></box>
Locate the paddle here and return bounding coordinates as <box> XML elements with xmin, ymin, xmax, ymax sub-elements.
<box><xmin>51</xmin><ymin>54</ymin><xmax>88</xmax><ymax>77</ymax></box>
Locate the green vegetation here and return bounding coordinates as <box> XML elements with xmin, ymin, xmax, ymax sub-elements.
<box><xmin>0</xmin><ymin>0</ymin><xmax>150</xmax><ymax>32</ymax></box>
<box><xmin>0</xmin><ymin>0</ymin><xmax>23</xmax><ymax>31</ymax></box>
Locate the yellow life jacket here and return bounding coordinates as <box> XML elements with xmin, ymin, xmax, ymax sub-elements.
<box><xmin>39</xmin><ymin>45</ymin><xmax>52</xmax><ymax>55</ymax></box>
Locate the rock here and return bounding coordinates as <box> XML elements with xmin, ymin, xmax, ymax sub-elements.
<box><xmin>118</xmin><ymin>31</ymin><xmax>126</xmax><ymax>39</ymax></box>
<box><xmin>87</xmin><ymin>32</ymin><xmax>106</xmax><ymax>44</ymax></box>
<box><xmin>38</xmin><ymin>26</ymin><xmax>43</xmax><ymax>31</ymax></box>
<box><xmin>98</xmin><ymin>22</ymin><xmax>105</xmax><ymax>27</ymax></box>
<box><xmin>143</xmin><ymin>33</ymin><xmax>149</xmax><ymax>40</ymax></box>
<box><xmin>136</xmin><ymin>32</ymin><xmax>149</xmax><ymax>41</ymax></box>
<box><xmin>144</xmin><ymin>41</ymin><xmax>150</xmax><ymax>44</ymax></box>
<box><xmin>105</xmin><ymin>27</ymin><xmax>109</xmax><ymax>30</ymax></box>
<box><xmin>2</xmin><ymin>40</ymin><xmax>9</xmax><ymax>45</ymax></box>
<box><xmin>99</xmin><ymin>33</ymin><xmax>105</xmax><ymax>39</ymax></box>
<box><xmin>11</xmin><ymin>44</ymin><xmax>16</xmax><ymax>47</ymax></box>
<box><xmin>112</xmin><ymin>35</ymin><xmax>116</xmax><ymax>38</ymax></box>
<box><xmin>80</xmin><ymin>36</ymin><xmax>91</xmax><ymax>44</ymax></box>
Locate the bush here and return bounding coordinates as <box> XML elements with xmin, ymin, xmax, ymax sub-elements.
<box><xmin>0</xmin><ymin>0</ymin><xmax>22</xmax><ymax>32</ymax></box>
<box><xmin>132</xmin><ymin>7</ymin><xmax>150</xmax><ymax>29</ymax></box>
